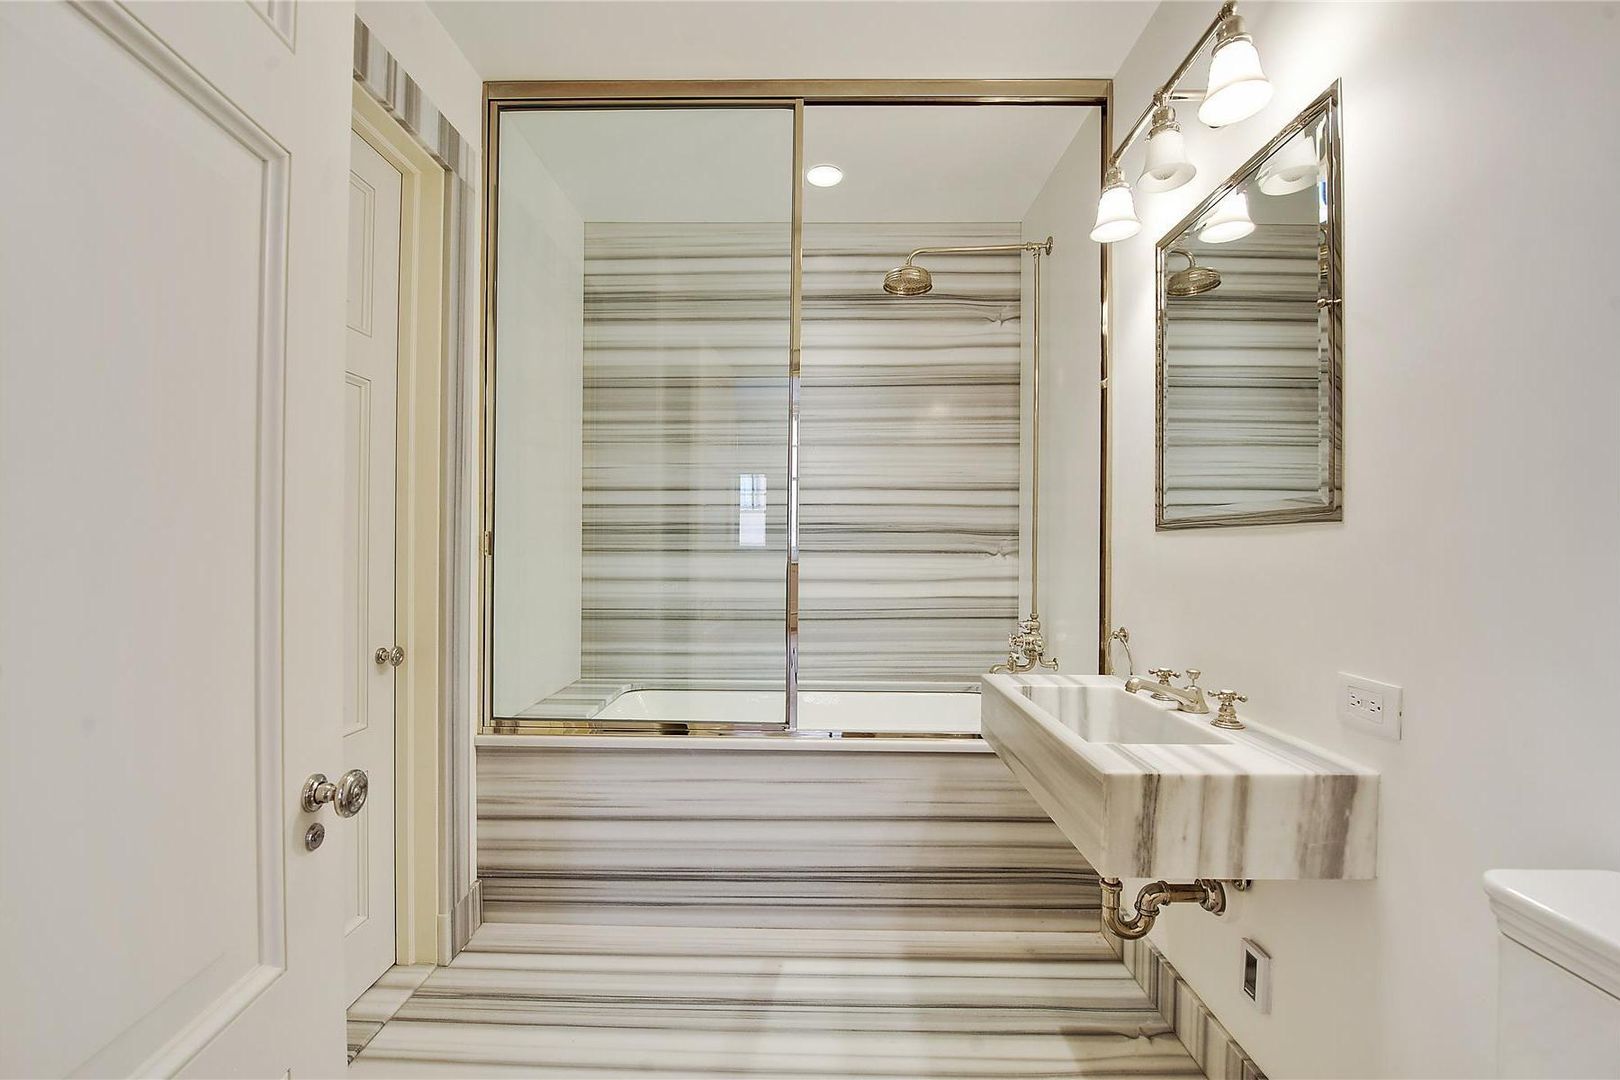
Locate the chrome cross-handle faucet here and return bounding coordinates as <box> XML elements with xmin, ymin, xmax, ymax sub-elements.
<box><xmin>1123</xmin><ymin>666</ymin><xmax>1211</xmax><ymax>715</ymax></box>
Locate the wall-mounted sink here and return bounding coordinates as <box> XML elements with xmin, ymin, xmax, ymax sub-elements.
<box><xmin>1018</xmin><ymin>683</ymin><xmax>1229</xmax><ymax>745</ymax></box>
<box><xmin>983</xmin><ymin>673</ymin><xmax>1378</xmax><ymax>881</ymax></box>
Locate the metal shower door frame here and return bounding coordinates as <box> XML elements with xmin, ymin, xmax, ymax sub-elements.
<box><xmin>480</xmin><ymin>81</ymin><xmax>1114</xmax><ymax>736</ymax></box>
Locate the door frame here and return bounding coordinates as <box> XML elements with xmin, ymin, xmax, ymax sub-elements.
<box><xmin>477</xmin><ymin>80</ymin><xmax>1118</xmax><ymax>736</ymax></box>
<box><xmin>351</xmin><ymin>82</ymin><xmax>448</xmax><ymax>968</ymax></box>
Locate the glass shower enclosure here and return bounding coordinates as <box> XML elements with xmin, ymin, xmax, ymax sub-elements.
<box><xmin>483</xmin><ymin>87</ymin><xmax>1105</xmax><ymax>735</ymax></box>
<box><xmin>489</xmin><ymin>105</ymin><xmax>794</xmax><ymax>730</ymax></box>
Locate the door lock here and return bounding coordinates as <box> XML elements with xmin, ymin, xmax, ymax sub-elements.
<box><xmin>301</xmin><ymin>769</ymin><xmax>369</xmax><ymax>818</ymax></box>
<box><xmin>374</xmin><ymin>645</ymin><xmax>404</xmax><ymax>667</ymax></box>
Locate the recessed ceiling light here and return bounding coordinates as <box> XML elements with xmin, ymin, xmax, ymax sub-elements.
<box><xmin>806</xmin><ymin>163</ymin><xmax>844</xmax><ymax>188</ymax></box>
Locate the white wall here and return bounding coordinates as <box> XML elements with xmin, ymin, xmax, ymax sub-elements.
<box><xmin>492</xmin><ymin>130</ymin><xmax>584</xmax><ymax>716</ymax></box>
<box><xmin>1106</xmin><ymin>3</ymin><xmax>1620</xmax><ymax>1076</ymax></box>
<box><xmin>1023</xmin><ymin>115</ymin><xmax>1103</xmax><ymax>671</ymax></box>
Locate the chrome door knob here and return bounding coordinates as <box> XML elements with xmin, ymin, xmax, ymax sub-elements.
<box><xmin>301</xmin><ymin>768</ymin><xmax>369</xmax><ymax>818</ymax></box>
<box><xmin>374</xmin><ymin>645</ymin><xmax>404</xmax><ymax>667</ymax></box>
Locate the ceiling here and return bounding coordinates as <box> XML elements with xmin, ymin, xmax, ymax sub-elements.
<box><xmin>507</xmin><ymin>105</ymin><xmax>1097</xmax><ymax>222</ymax></box>
<box><xmin>429</xmin><ymin>1</ymin><xmax>1156</xmax><ymax>82</ymax></box>
<box><xmin>804</xmin><ymin>106</ymin><xmax>1097</xmax><ymax>222</ymax></box>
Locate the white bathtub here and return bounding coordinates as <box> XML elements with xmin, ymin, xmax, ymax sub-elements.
<box><xmin>592</xmin><ymin>688</ymin><xmax>980</xmax><ymax>735</ymax></box>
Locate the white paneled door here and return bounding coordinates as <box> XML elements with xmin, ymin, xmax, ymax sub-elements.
<box><xmin>0</xmin><ymin>2</ymin><xmax>353</xmax><ymax>1076</ymax></box>
<box><xmin>344</xmin><ymin>129</ymin><xmax>403</xmax><ymax>1004</ymax></box>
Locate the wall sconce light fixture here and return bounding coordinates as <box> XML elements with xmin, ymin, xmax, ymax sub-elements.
<box><xmin>1092</xmin><ymin>1</ymin><xmax>1274</xmax><ymax>244</ymax></box>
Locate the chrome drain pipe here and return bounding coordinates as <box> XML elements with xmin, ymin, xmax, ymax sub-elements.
<box><xmin>1100</xmin><ymin>876</ymin><xmax>1228</xmax><ymax>939</ymax></box>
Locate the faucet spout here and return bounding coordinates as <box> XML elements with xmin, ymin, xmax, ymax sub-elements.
<box><xmin>1123</xmin><ymin>668</ymin><xmax>1211</xmax><ymax>714</ymax></box>
<box><xmin>1149</xmin><ymin>682</ymin><xmax>1210</xmax><ymax>714</ymax></box>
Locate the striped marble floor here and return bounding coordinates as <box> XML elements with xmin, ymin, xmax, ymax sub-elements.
<box><xmin>348</xmin><ymin>922</ymin><xmax>1201</xmax><ymax>1078</ymax></box>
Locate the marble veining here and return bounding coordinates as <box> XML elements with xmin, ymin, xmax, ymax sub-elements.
<box><xmin>347</xmin><ymin>963</ymin><xmax>435</xmax><ymax>1062</ymax></box>
<box><xmin>1112</xmin><ymin>935</ymin><xmax>1268</xmax><ymax>1080</ymax></box>
<box><xmin>982</xmin><ymin>673</ymin><xmax>1378</xmax><ymax>880</ymax></box>
<box><xmin>525</xmin><ymin>221</ymin><xmax>1022</xmax><ymax>720</ymax></box>
<box><xmin>476</xmin><ymin>741</ymin><xmax>1101</xmax><ymax>930</ymax></box>
<box><xmin>348</xmin><ymin>922</ymin><xmax>1202</xmax><ymax>1078</ymax></box>
<box><xmin>347</xmin><ymin>741</ymin><xmax>1240</xmax><ymax>1077</ymax></box>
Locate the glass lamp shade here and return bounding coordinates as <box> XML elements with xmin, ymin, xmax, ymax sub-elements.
<box><xmin>1197</xmin><ymin>191</ymin><xmax>1255</xmax><ymax>244</ymax></box>
<box><xmin>1198</xmin><ymin>35</ymin><xmax>1273</xmax><ymax>127</ymax></box>
<box><xmin>1137</xmin><ymin>124</ymin><xmax>1196</xmax><ymax>193</ymax></box>
<box><xmin>1090</xmin><ymin>173</ymin><xmax>1141</xmax><ymax>243</ymax></box>
<box><xmin>1258</xmin><ymin>134</ymin><xmax>1318</xmax><ymax>196</ymax></box>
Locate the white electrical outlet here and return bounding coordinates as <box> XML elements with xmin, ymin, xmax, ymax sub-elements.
<box><xmin>1241</xmin><ymin>938</ymin><xmax>1272</xmax><ymax>1013</ymax></box>
<box><xmin>1339</xmin><ymin>672</ymin><xmax>1403</xmax><ymax>740</ymax></box>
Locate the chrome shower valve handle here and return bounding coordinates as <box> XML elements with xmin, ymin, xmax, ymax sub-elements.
<box><xmin>1212</xmin><ymin>690</ymin><xmax>1248</xmax><ymax>730</ymax></box>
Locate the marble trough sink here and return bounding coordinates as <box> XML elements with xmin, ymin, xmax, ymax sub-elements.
<box><xmin>981</xmin><ymin>673</ymin><xmax>1377</xmax><ymax>880</ymax></box>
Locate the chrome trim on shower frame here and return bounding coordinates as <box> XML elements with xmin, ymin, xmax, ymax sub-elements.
<box><xmin>788</xmin><ymin>99</ymin><xmax>804</xmax><ymax>732</ymax></box>
<box><xmin>478</xmin><ymin>80</ymin><xmax>1118</xmax><ymax>733</ymax></box>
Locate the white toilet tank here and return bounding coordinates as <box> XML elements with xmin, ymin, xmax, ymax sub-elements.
<box><xmin>1485</xmin><ymin>870</ymin><xmax>1620</xmax><ymax>1078</ymax></box>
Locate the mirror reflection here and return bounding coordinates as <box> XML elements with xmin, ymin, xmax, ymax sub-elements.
<box><xmin>1156</xmin><ymin>87</ymin><xmax>1342</xmax><ymax>528</ymax></box>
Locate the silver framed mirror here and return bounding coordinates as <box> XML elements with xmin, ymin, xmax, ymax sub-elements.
<box><xmin>1156</xmin><ymin>81</ymin><xmax>1343</xmax><ymax>529</ymax></box>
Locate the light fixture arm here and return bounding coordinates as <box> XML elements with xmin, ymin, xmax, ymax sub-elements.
<box><xmin>1106</xmin><ymin>1</ymin><xmax>1239</xmax><ymax>171</ymax></box>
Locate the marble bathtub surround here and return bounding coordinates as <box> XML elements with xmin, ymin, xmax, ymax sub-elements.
<box><xmin>476</xmin><ymin>740</ymin><xmax>1101</xmax><ymax>929</ymax></box>
<box><xmin>982</xmin><ymin>673</ymin><xmax>1378</xmax><ymax>880</ymax></box>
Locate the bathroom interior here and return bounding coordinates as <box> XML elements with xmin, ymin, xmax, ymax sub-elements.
<box><xmin>5</xmin><ymin>1</ymin><xmax>1619</xmax><ymax>1079</ymax></box>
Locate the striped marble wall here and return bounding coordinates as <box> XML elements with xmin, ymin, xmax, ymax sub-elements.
<box><xmin>1113</xmin><ymin>934</ymin><xmax>1269</xmax><ymax>1080</ymax></box>
<box><xmin>578</xmin><ymin>222</ymin><xmax>1021</xmax><ymax>692</ymax></box>
<box><xmin>801</xmin><ymin>223</ymin><xmax>1022</xmax><ymax>685</ymax></box>
<box><xmin>477</xmin><ymin>742</ymin><xmax>1100</xmax><ymax>930</ymax></box>
<box><xmin>580</xmin><ymin>223</ymin><xmax>792</xmax><ymax>689</ymax></box>
<box><xmin>1162</xmin><ymin>224</ymin><xmax>1327</xmax><ymax>519</ymax></box>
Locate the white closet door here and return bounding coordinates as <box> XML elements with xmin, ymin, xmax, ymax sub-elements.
<box><xmin>343</xmin><ymin>128</ymin><xmax>403</xmax><ymax>1004</ymax></box>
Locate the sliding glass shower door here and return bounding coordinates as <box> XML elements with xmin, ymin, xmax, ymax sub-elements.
<box><xmin>488</xmin><ymin>105</ymin><xmax>795</xmax><ymax>729</ymax></box>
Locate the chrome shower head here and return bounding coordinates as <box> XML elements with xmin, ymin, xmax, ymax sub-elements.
<box><xmin>882</xmin><ymin>263</ymin><xmax>933</xmax><ymax>296</ymax></box>
<box><xmin>1166</xmin><ymin>249</ymin><xmax>1220</xmax><ymax>297</ymax></box>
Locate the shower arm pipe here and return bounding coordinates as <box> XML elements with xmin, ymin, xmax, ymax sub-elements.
<box><xmin>1105</xmin><ymin>0</ymin><xmax>1237</xmax><ymax>171</ymax></box>
<box><xmin>895</xmin><ymin>239</ymin><xmax>1052</xmax><ymax>269</ymax></box>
